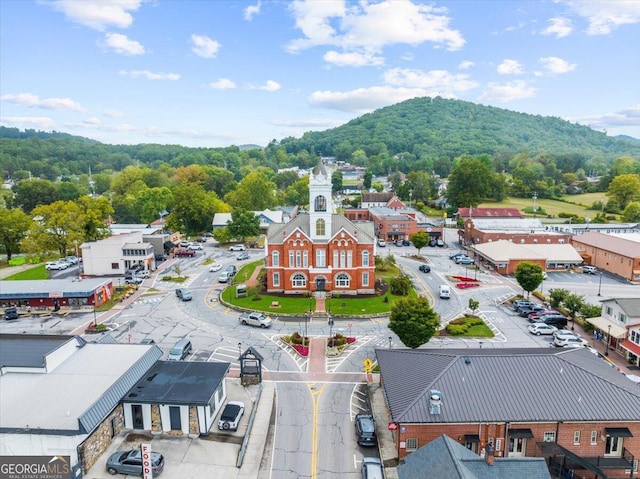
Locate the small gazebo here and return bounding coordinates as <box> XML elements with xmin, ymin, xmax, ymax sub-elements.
<box><xmin>239</xmin><ymin>346</ymin><xmax>264</xmax><ymax>386</ymax></box>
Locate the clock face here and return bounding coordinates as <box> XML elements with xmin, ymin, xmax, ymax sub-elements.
<box><xmin>316</xmin><ymin>174</ymin><xmax>324</xmax><ymax>181</ymax></box>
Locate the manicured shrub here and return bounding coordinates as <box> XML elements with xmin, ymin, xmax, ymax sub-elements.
<box><xmin>446</xmin><ymin>324</ymin><xmax>469</xmax><ymax>335</ymax></box>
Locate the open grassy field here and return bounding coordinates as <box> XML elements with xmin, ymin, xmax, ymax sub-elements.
<box><xmin>480</xmin><ymin>193</ymin><xmax>611</xmax><ymax>220</ymax></box>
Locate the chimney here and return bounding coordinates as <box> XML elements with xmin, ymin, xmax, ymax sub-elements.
<box><xmin>485</xmin><ymin>442</ymin><xmax>495</xmax><ymax>466</ymax></box>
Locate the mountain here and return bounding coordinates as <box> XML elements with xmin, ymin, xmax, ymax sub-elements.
<box><xmin>280</xmin><ymin>97</ymin><xmax>640</xmax><ymax>160</ymax></box>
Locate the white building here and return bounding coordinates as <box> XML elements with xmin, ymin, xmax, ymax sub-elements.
<box><xmin>81</xmin><ymin>232</ymin><xmax>155</xmax><ymax>276</ymax></box>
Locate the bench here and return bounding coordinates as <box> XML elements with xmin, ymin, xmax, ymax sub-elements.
<box><xmin>270</xmin><ymin>301</ymin><xmax>280</xmax><ymax>308</ymax></box>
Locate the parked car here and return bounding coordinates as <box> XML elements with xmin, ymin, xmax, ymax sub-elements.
<box><xmin>106</xmin><ymin>449</ymin><xmax>164</xmax><ymax>476</ymax></box>
<box><xmin>454</xmin><ymin>255</ymin><xmax>471</xmax><ymax>263</ymax></box>
<box><xmin>554</xmin><ymin>335</ymin><xmax>588</xmax><ymax>347</ymax></box>
<box><xmin>395</xmin><ymin>240</ymin><xmax>403</xmax><ymax>247</ymax></box>
<box><xmin>125</xmin><ymin>277</ymin><xmax>143</xmax><ymax>285</ymax></box>
<box><xmin>188</xmin><ymin>243</ymin><xmax>203</xmax><ymax>251</ymax></box>
<box><xmin>553</xmin><ymin>329</ymin><xmax>579</xmax><ymax>340</ymax></box>
<box><xmin>403</xmin><ymin>239</ymin><xmax>411</xmax><ymax>246</ymax></box>
<box><xmin>226</xmin><ymin>265</ymin><xmax>237</xmax><ymax>277</ymax></box>
<box><xmin>533</xmin><ymin>315</ymin><xmax>568</xmax><ymax>328</ymax></box>
<box><xmin>582</xmin><ymin>265</ymin><xmax>597</xmax><ymax>274</ymax></box>
<box><xmin>239</xmin><ymin>312</ymin><xmax>272</xmax><ymax>328</ymax></box>
<box><xmin>429</xmin><ymin>240</ymin><xmax>437</xmax><ymax>247</ymax></box>
<box><xmin>237</xmin><ymin>252</ymin><xmax>250</xmax><ymax>261</ymax></box>
<box><xmin>361</xmin><ymin>457</ymin><xmax>383</xmax><ymax>479</ymax></box>
<box><xmin>45</xmin><ymin>261</ymin><xmax>68</xmax><ymax>270</ymax></box>
<box><xmin>449</xmin><ymin>252</ymin><xmax>465</xmax><ymax>260</ymax></box>
<box><xmin>195</xmin><ymin>236</ymin><xmax>207</xmax><ymax>243</ymax></box>
<box><xmin>527</xmin><ymin>310</ymin><xmax>557</xmax><ymax>321</ymax></box>
<box><xmin>518</xmin><ymin>305</ymin><xmax>545</xmax><ymax>317</ymax></box>
<box><xmin>456</xmin><ymin>257</ymin><xmax>474</xmax><ymax>265</ymax></box>
<box><xmin>418</xmin><ymin>264</ymin><xmax>431</xmax><ymax>273</ymax></box>
<box><xmin>229</xmin><ymin>244</ymin><xmax>246</xmax><ymax>251</ymax></box>
<box><xmin>175</xmin><ymin>288</ymin><xmax>192</xmax><ymax>301</ymax></box>
<box><xmin>218</xmin><ymin>401</ymin><xmax>245</xmax><ymax>431</ymax></box>
<box><xmin>512</xmin><ymin>300</ymin><xmax>536</xmax><ymax>311</ymax></box>
<box><xmin>377</xmin><ymin>238</ymin><xmax>386</xmax><ymax>247</ymax></box>
<box><xmin>4</xmin><ymin>307</ymin><xmax>19</xmax><ymax>321</ymax></box>
<box><xmin>62</xmin><ymin>255</ymin><xmax>79</xmax><ymax>265</ymax></box>
<box><xmin>136</xmin><ymin>270</ymin><xmax>150</xmax><ymax>278</ymax></box>
<box><xmin>179</xmin><ymin>240</ymin><xmax>190</xmax><ymax>247</ymax></box>
<box><xmin>527</xmin><ymin>323</ymin><xmax>558</xmax><ymax>336</ymax></box>
<box><xmin>355</xmin><ymin>413</ymin><xmax>377</xmax><ymax>446</ymax></box>
<box><xmin>436</xmin><ymin>239</ymin><xmax>444</xmax><ymax>247</ymax></box>
<box><xmin>209</xmin><ymin>263</ymin><xmax>222</xmax><ymax>272</ymax></box>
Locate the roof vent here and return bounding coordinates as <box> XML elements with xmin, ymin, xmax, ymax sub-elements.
<box><xmin>429</xmin><ymin>389</ymin><xmax>442</xmax><ymax>415</ymax></box>
<box><xmin>465</xmin><ymin>357</ymin><xmax>471</xmax><ymax>364</ymax></box>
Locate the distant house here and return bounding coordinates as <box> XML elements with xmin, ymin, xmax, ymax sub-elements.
<box><xmin>397</xmin><ymin>434</ymin><xmax>551</xmax><ymax>479</ymax></box>
<box><xmin>376</xmin><ymin>347</ymin><xmax>639</xmax><ymax>479</ymax></box>
<box><xmin>570</xmin><ymin>232</ymin><xmax>640</xmax><ymax>283</ymax></box>
<box><xmin>212</xmin><ymin>209</ymin><xmax>284</xmax><ymax>233</ymax></box>
<box><xmin>590</xmin><ymin>298</ymin><xmax>640</xmax><ymax>366</ymax></box>
<box><xmin>361</xmin><ymin>191</ymin><xmax>396</xmax><ymax>208</ymax></box>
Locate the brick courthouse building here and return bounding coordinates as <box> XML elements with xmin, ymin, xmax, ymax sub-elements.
<box><xmin>265</xmin><ymin>160</ymin><xmax>376</xmax><ymax>295</ymax></box>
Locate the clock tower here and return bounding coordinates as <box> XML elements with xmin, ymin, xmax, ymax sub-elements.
<box><xmin>309</xmin><ymin>159</ymin><xmax>333</xmax><ymax>240</ymax></box>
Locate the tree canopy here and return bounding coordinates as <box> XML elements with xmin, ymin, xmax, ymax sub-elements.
<box><xmin>388</xmin><ymin>296</ymin><xmax>440</xmax><ymax>349</ymax></box>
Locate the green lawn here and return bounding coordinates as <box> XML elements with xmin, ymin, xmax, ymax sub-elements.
<box><xmin>480</xmin><ymin>193</ymin><xmax>613</xmax><ymax>220</ymax></box>
<box><xmin>2</xmin><ymin>265</ymin><xmax>49</xmax><ymax>280</ymax></box>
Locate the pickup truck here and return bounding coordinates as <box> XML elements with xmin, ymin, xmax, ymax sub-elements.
<box><xmin>174</xmin><ymin>248</ymin><xmax>196</xmax><ymax>257</ymax></box>
<box><xmin>239</xmin><ymin>312</ymin><xmax>272</xmax><ymax>328</ymax></box>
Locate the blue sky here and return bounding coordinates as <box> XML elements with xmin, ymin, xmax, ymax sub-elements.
<box><xmin>1</xmin><ymin>0</ymin><xmax>639</xmax><ymax>148</ymax></box>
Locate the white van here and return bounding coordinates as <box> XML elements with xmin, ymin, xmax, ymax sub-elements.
<box><xmin>439</xmin><ymin>284</ymin><xmax>451</xmax><ymax>299</ymax></box>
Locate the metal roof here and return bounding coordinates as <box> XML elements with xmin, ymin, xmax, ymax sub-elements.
<box><xmin>571</xmin><ymin>232</ymin><xmax>640</xmax><ymax>258</ymax></box>
<box><xmin>122</xmin><ymin>361</ymin><xmax>230</xmax><ymax>405</ymax></box>
<box><xmin>601</xmin><ymin>298</ymin><xmax>640</xmax><ymax>318</ymax></box>
<box><xmin>397</xmin><ymin>434</ymin><xmax>551</xmax><ymax>479</ymax></box>
<box><xmin>377</xmin><ymin>348</ymin><xmax>640</xmax><ymax>424</ymax></box>
<box><xmin>0</xmin><ymin>278</ymin><xmax>112</xmax><ymax>299</ymax></box>
<box><xmin>0</xmin><ymin>334</ymin><xmax>79</xmax><ymax>369</ymax></box>
<box><xmin>267</xmin><ymin>213</ymin><xmax>375</xmax><ymax>244</ymax></box>
<box><xmin>474</xmin><ymin>241</ymin><xmax>583</xmax><ymax>263</ymax></box>
<box><xmin>0</xmin><ymin>341</ymin><xmax>162</xmax><ymax>435</ymax></box>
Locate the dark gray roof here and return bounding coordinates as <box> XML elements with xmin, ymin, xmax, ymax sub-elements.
<box><xmin>602</xmin><ymin>298</ymin><xmax>640</xmax><ymax>318</ymax></box>
<box><xmin>0</xmin><ymin>334</ymin><xmax>80</xmax><ymax>368</ymax></box>
<box><xmin>0</xmin><ymin>278</ymin><xmax>112</xmax><ymax>299</ymax></box>
<box><xmin>312</xmin><ymin>158</ymin><xmax>329</xmax><ymax>177</ymax></box>
<box><xmin>377</xmin><ymin>348</ymin><xmax>640</xmax><ymax>423</ymax></box>
<box><xmin>123</xmin><ymin>361</ymin><xmax>231</xmax><ymax>405</ymax></box>
<box><xmin>266</xmin><ymin>213</ymin><xmax>375</xmax><ymax>244</ymax></box>
<box><xmin>398</xmin><ymin>435</ymin><xmax>551</xmax><ymax>479</ymax></box>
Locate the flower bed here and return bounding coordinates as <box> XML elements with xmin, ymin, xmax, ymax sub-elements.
<box><xmin>456</xmin><ymin>282</ymin><xmax>480</xmax><ymax>289</ymax></box>
<box><xmin>291</xmin><ymin>344</ymin><xmax>309</xmax><ymax>356</ymax></box>
<box><xmin>451</xmin><ymin>275</ymin><xmax>475</xmax><ymax>282</ymax></box>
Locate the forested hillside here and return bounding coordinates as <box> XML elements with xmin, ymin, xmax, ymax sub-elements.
<box><xmin>281</xmin><ymin>96</ymin><xmax>640</xmax><ymax>162</ymax></box>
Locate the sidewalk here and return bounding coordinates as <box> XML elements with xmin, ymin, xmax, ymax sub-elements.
<box><xmin>571</xmin><ymin>321</ymin><xmax>636</xmax><ymax>374</ymax></box>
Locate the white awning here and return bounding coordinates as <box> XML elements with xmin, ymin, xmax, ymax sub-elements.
<box><xmin>586</xmin><ymin>316</ymin><xmax>627</xmax><ymax>339</ymax></box>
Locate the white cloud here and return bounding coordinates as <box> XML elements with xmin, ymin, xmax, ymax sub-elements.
<box><xmin>83</xmin><ymin>117</ymin><xmax>101</xmax><ymax>125</ymax></box>
<box><xmin>46</xmin><ymin>0</ymin><xmax>145</xmax><ymax>31</ymax></box>
<box><xmin>1</xmin><ymin>116</ymin><xmax>56</xmax><ymax>129</ymax></box>
<box><xmin>104</xmin><ymin>109</ymin><xmax>124</xmax><ymax>118</ymax></box>
<box><xmin>101</xmin><ymin>33</ymin><xmax>145</xmax><ymax>55</ymax></box>
<box><xmin>244</xmin><ymin>1</ymin><xmax>261</xmax><ymax>21</ymax></box>
<box><xmin>497</xmin><ymin>59</ymin><xmax>524</xmax><ymax>75</ymax></box>
<box><xmin>323</xmin><ymin>50</ymin><xmax>384</xmax><ymax>67</ymax></box>
<box><xmin>308</xmin><ymin>86</ymin><xmax>430</xmax><ymax>113</ymax></box>
<box><xmin>191</xmin><ymin>34</ymin><xmax>221</xmax><ymax>59</ymax></box>
<box><xmin>383</xmin><ymin>68</ymin><xmax>478</xmax><ymax>94</ymax></box>
<box><xmin>570</xmin><ymin>105</ymin><xmax>640</xmax><ymax>130</ymax></box>
<box><xmin>119</xmin><ymin>70</ymin><xmax>181</xmax><ymax>80</ymax></box>
<box><xmin>478</xmin><ymin>80</ymin><xmax>537</xmax><ymax>103</ymax></box>
<box><xmin>458</xmin><ymin>60</ymin><xmax>474</xmax><ymax>70</ymax></box>
<box><xmin>540</xmin><ymin>17</ymin><xmax>573</xmax><ymax>38</ymax></box>
<box><xmin>256</xmin><ymin>80</ymin><xmax>281</xmax><ymax>92</ymax></box>
<box><xmin>538</xmin><ymin>56</ymin><xmax>576</xmax><ymax>74</ymax></box>
<box><xmin>286</xmin><ymin>0</ymin><xmax>465</xmax><ymax>56</ymax></box>
<box><xmin>1</xmin><ymin>93</ymin><xmax>86</xmax><ymax>112</ymax></box>
<box><xmin>564</xmin><ymin>0</ymin><xmax>640</xmax><ymax>35</ymax></box>
<box><xmin>271</xmin><ymin>118</ymin><xmax>341</xmax><ymax>128</ymax></box>
<box><xmin>208</xmin><ymin>78</ymin><xmax>237</xmax><ymax>90</ymax></box>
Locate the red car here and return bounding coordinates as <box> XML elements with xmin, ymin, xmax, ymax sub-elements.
<box><xmin>527</xmin><ymin>310</ymin><xmax>556</xmax><ymax>322</ymax></box>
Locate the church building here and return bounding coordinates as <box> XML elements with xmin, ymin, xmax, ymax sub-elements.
<box><xmin>265</xmin><ymin>160</ymin><xmax>376</xmax><ymax>295</ymax></box>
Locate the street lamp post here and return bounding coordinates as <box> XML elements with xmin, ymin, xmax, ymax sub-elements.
<box><xmin>388</xmin><ymin>336</ymin><xmax>392</xmax><ymax>349</ymax></box>
<box><xmin>532</xmin><ymin>191</ymin><xmax>538</xmax><ymax>218</ymax></box>
<box><xmin>238</xmin><ymin>342</ymin><xmax>242</xmax><ymax>359</ymax></box>
<box><xmin>597</xmin><ymin>272</ymin><xmax>603</xmax><ymax>296</ymax></box>
<box><xmin>605</xmin><ymin>325</ymin><xmax>611</xmax><ymax>356</ymax></box>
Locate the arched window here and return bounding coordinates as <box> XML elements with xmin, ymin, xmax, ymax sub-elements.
<box><xmin>335</xmin><ymin>273</ymin><xmax>350</xmax><ymax>287</ymax></box>
<box><xmin>272</xmin><ymin>251</ymin><xmax>279</xmax><ymax>267</ymax></box>
<box><xmin>316</xmin><ymin>218</ymin><xmax>325</xmax><ymax>236</ymax></box>
<box><xmin>314</xmin><ymin>195</ymin><xmax>327</xmax><ymax>212</ymax></box>
<box><xmin>362</xmin><ymin>250</ymin><xmax>369</xmax><ymax>267</ymax></box>
<box><xmin>292</xmin><ymin>273</ymin><xmax>307</xmax><ymax>288</ymax></box>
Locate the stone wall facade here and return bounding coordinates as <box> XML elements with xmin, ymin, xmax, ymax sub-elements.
<box><xmin>78</xmin><ymin>405</ymin><xmax>125</xmax><ymax>473</ymax></box>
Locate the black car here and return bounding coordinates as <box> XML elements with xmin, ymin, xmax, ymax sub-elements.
<box><xmin>4</xmin><ymin>307</ymin><xmax>19</xmax><ymax>321</ymax></box>
<box><xmin>403</xmin><ymin>239</ymin><xmax>411</xmax><ymax>246</ymax></box>
<box><xmin>512</xmin><ymin>301</ymin><xmax>536</xmax><ymax>312</ymax></box>
<box><xmin>106</xmin><ymin>449</ymin><xmax>164</xmax><ymax>476</ymax></box>
<box><xmin>355</xmin><ymin>413</ymin><xmax>377</xmax><ymax>446</ymax></box>
<box><xmin>533</xmin><ymin>315</ymin><xmax>567</xmax><ymax>328</ymax></box>
<box><xmin>418</xmin><ymin>264</ymin><xmax>431</xmax><ymax>273</ymax></box>
<box><xmin>518</xmin><ymin>305</ymin><xmax>545</xmax><ymax>317</ymax></box>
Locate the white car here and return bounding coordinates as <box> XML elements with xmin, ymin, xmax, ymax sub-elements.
<box><xmin>188</xmin><ymin>243</ymin><xmax>203</xmax><ymax>251</ymax></box>
<box><xmin>554</xmin><ymin>336</ymin><xmax>588</xmax><ymax>348</ymax></box>
<box><xmin>229</xmin><ymin>244</ymin><xmax>246</xmax><ymax>251</ymax></box>
<box><xmin>218</xmin><ymin>401</ymin><xmax>244</xmax><ymax>431</ymax></box>
<box><xmin>45</xmin><ymin>261</ymin><xmax>67</xmax><ymax>270</ymax></box>
<box><xmin>553</xmin><ymin>329</ymin><xmax>579</xmax><ymax>340</ymax></box>
<box><xmin>209</xmin><ymin>263</ymin><xmax>222</xmax><ymax>272</ymax></box>
<box><xmin>527</xmin><ymin>323</ymin><xmax>558</xmax><ymax>336</ymax></box>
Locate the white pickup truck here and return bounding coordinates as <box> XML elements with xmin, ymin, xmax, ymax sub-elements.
<box><xmin>239</xmin><ymin>312</ymin><xmax>272</xmax><ymax>328</ymax></box>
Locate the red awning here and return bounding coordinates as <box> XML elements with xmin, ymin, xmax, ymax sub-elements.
<box><xmin>620</xmin><ymin>340</ymin><xmax>640</xmax><ymax>356</ymax></box>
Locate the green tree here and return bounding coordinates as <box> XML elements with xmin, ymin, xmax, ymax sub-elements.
<box><xmin>606</xmin><ymin>173</ymin><xmax>640</xmax><ymax>209</ymax></box>
<box><xmin>622</xmin><ymin>201</ymin><xmax>640</xmax><ymax>222</ymax></box>
<box><xmin>514</xmin><ymin>262</ymin><xmax>544</xmax><ymax>298</ymax></box>
<box><xmin>563</xmin><ymin>293</ymin><xmax>584</xmax><ymax>321</ymax></box>
<box><xmin>23</xmin><ymin>201</ymin><xmax>85</xmax><ymax>256</ymax></box>
<box><xmin>225</xmin><ymin>172</ymin><xmax>277</xmax><ymax>210</ymax></box>
<box><xmin>226</xmin><ymin>209</ymin><xmax>260</xmax><ymax>243</ymax></box>
<box><xmin>389</xmin><ymin>296</ymin><xmax>440</xmax><ymax>349</ymax></box>
<box><xmin>77</xmin><ymin>195</ymin><xmax>114</xmax><ymax>241</ymax></box>
<box><xmin>549</xmin><ymin>288</ymin><xmax>569</xmax><ymax>308</ymax></box>
<box><xmin>168</xmin><ymin>183</ymin><xmax>229</xmax><ymax>235</ymax></box>
<box><xmin>331</xmin><ymin>170</ymin><xmax>343</xmax><ymax>193</ymax></box>
<box><xmin>363</xmin><ymin>171</ymin><xmax>373</xmax><ymax>190</ymax></box>
<box><xmin>446</xmin><ymin>156</ymin><xmax>495</xmax><ymax>207</ymax></box>
<box><xmin>410</xmin><ymin>232</ymin><xmax>430</xmax><ymax>254</ymax></box>
<box><xmin>468</xmin><ymin>298</ymin><xmax>480</xmax><ymax>315</ymax></box>
<box><xmin>389</xmin><ymin>274</ymin><xmax>412</xmax><ymax>296</ymax></box>
<box><xmin>0</xmin><ymin>208</ymin><xmax>32</xmax><ymax>260</ymax></box>
<box><xmin>580</xmin><ymin>303</ymin><xmax>602</xmax><ymax>319</ymax></box>
<box><xmin>13</xmin><ymin>178</ymin><xmax>58</xmax><ymax>213</ymax></box>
